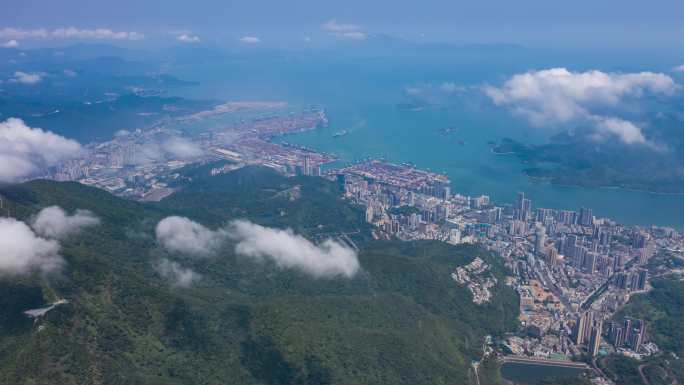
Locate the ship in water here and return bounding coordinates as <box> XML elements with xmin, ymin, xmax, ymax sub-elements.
<box><xmin>332</xmin><ymin>129</ymin><xmax>348</xmax><ymax>138</ymax></box>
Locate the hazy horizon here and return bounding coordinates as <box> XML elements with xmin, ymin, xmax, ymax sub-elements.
<box><xmin>2</xmin><ymin>0</ymin><xmax>684</xmax><ymax>51</ymax></box>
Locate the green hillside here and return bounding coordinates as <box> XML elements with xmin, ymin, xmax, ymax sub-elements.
<box><xmin>0</xmin><ymin>166</ymin><xmax>519</xmax><ymax>385</ymax></box>
<box><xmin>600</xmin><ymin>278</ymin><xmax>684</xmax><ymax>385</ymax></box>
<box><xmin>614</xmin><ymin>278</ymin><xmax>684</xmax><ymax>355</ymax></box>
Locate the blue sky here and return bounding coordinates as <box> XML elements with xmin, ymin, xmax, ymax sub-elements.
<box><xmin>2</xmin><ymin>0</ymin><xmax>684</xmax><ymax>49</ymax></box>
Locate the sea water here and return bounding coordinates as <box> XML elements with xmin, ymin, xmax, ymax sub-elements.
<box><xmin>167</xmin><ymin>49</ymin><xmax>684</xmax><ymax>229</ymax></box>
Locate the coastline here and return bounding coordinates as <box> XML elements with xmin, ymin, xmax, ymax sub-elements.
<box><xmin>492</xmin><ymin>139</ymin><xmax>684</xmax><ymax>196</ymax></box>
<box><xmin>494</xmin><ymin>149</ymin><xmax>684</xmax><ymax>196</ymax></box>
<box><xmin>522</xmin><ymin>173</ymin><xmax>684</xmax><ymax>197</ymax></box>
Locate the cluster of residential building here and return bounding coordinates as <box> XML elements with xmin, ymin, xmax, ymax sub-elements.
<box><xmin>572</xmin><ymin>311</ymin><xmax>604</xmax><ymax>358</ymax></box>
<box><xmin>451</xmin><ymin>257</ymin><xmax>498</xmax><ymax>304</ymax></box>
<box><xmin>327</xmin><ymin>160</ymin><xmax>683</xmax><ymax>365</ymax></box>
<box><xmin>605</xmin><ymin>317</ymin><xmax>656</xmax><ymax>358</ymax></box>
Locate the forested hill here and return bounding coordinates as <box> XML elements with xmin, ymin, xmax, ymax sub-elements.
<box><xmin>0</xmin><ymin>166</ymin><xmax>519</xmax><ymax>385</ymax></box>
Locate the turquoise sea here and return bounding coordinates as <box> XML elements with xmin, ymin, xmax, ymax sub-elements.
<box><xmin>166</xmin><ymin>50</ymin><xmax>684</xmax><ymax>229</ymax></box>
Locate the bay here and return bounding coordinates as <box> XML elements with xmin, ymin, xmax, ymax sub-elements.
<box><xmin>167</xmin><ymin>51</ymin><xmax>684</xmax><ymax>230</ymax></box>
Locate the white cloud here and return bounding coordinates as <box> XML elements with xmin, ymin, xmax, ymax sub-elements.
<box><xmin>322</xmin><ymin>19</ymin><xmax>367</xmax><ymax>40</ymax></box>
<box><xmin>155</xmin><ymin>258</ymin><xmax>200</xmax><ymax>287</ymax></box>
<box><xmin>405</xmin><ymin>86</ymin><xmax>422</xmax><ymax>95</ymax></box>
<box><xmin>161</xmin><ymin>137</ymin><xmax>204</xmax><ymax>159</ymax></box>
<box><xmin>1</xmin><ymin>39</ymin><xmax>18</xmax><ymax>48</ymax></box>
<box><xmin>590</xmin><ymin>117</ymin><xmax>645</xmax><ymax>144</ymax></box>
<box><xmin>484</xmin><ymin>68</ymin><xmax>678</xmax><ymax>145</ymax></box>
<box><xmin>485</xmin><ymin>68</ymin><xmax>677</xmax><ymax>124</ymax></box>
<box><xmin>0</xmin><ymin>27</ymin><xmax>48</xmax><ymax>40</ymax></box>
<box><xmin>0</xmin><ymin>118</ymin><xmax>82</xmax><ymax>182</ymax></box>
<box><xmin>125</xmin><ymin>136</ymin><xmax>203</xmax><ymax>165</ymax></box>
<box><xmin>239</xmin><ymin>36</ymin><xmax>260</xmax><ymax>44</ymax></box>
<box><xmin>12</xmin><ymin>71</ymin><xmax>42</xmax><ymax>84</ymax></box>
<box><xmin>322</xmin><ymin>19</ymin><xmax>361</xmax><ymax>33</ymax></box>
<box><xmin>229</xmin><ymin>220</ymin><xmax>360</xmax><ymax>278</ymax></box>
<box><xmin>31</xmin><ymin>206</ymin><xmax>100</xmax><ymax>239</ymax></box>
<box><xmin>154</xmin><ymin>216</ymin><xmax>360</xmax><ymax>278</ymax></box>
<box><xmin>177</xmin><ymin>33</ymin><xmax>200</xmax><ymax>43</ymax></box>
<box><xmin>126</xmin><ymin>145</ymin><xmax>163</xmax><ymax>165</ymax></box>
<box><xmin>440</xmin><ymin>82</ymin><xmax>465</xmax><ymax>93</ymax></box>
<box><xmin>673</xmin><ymin>64</ymin><xmax>684</xmax><ymax>73</ymax></box>
<box><xmin>0</xmin><ymin>27</ymin><xmax>142</xmax><ymax>41</ymax></box>
<box><xmin>50</xmin><ymin>27</ymin><xmax>143</xmax><ymax>40</ymax></box>
<box><xmin>156</xmin><ymin>216</ymin><xmax>226</xmax><ymax>257</ymax></box>
<box><xmin>0</xmin><ymin>217</ymin><xmax>63</xmax><ymax>276</ymax></box>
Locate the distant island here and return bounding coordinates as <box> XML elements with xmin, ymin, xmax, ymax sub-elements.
<box><xmin>491</xmin><ymin>137</ymin><xmax>684</xmax><ymax>194</ymax></box>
